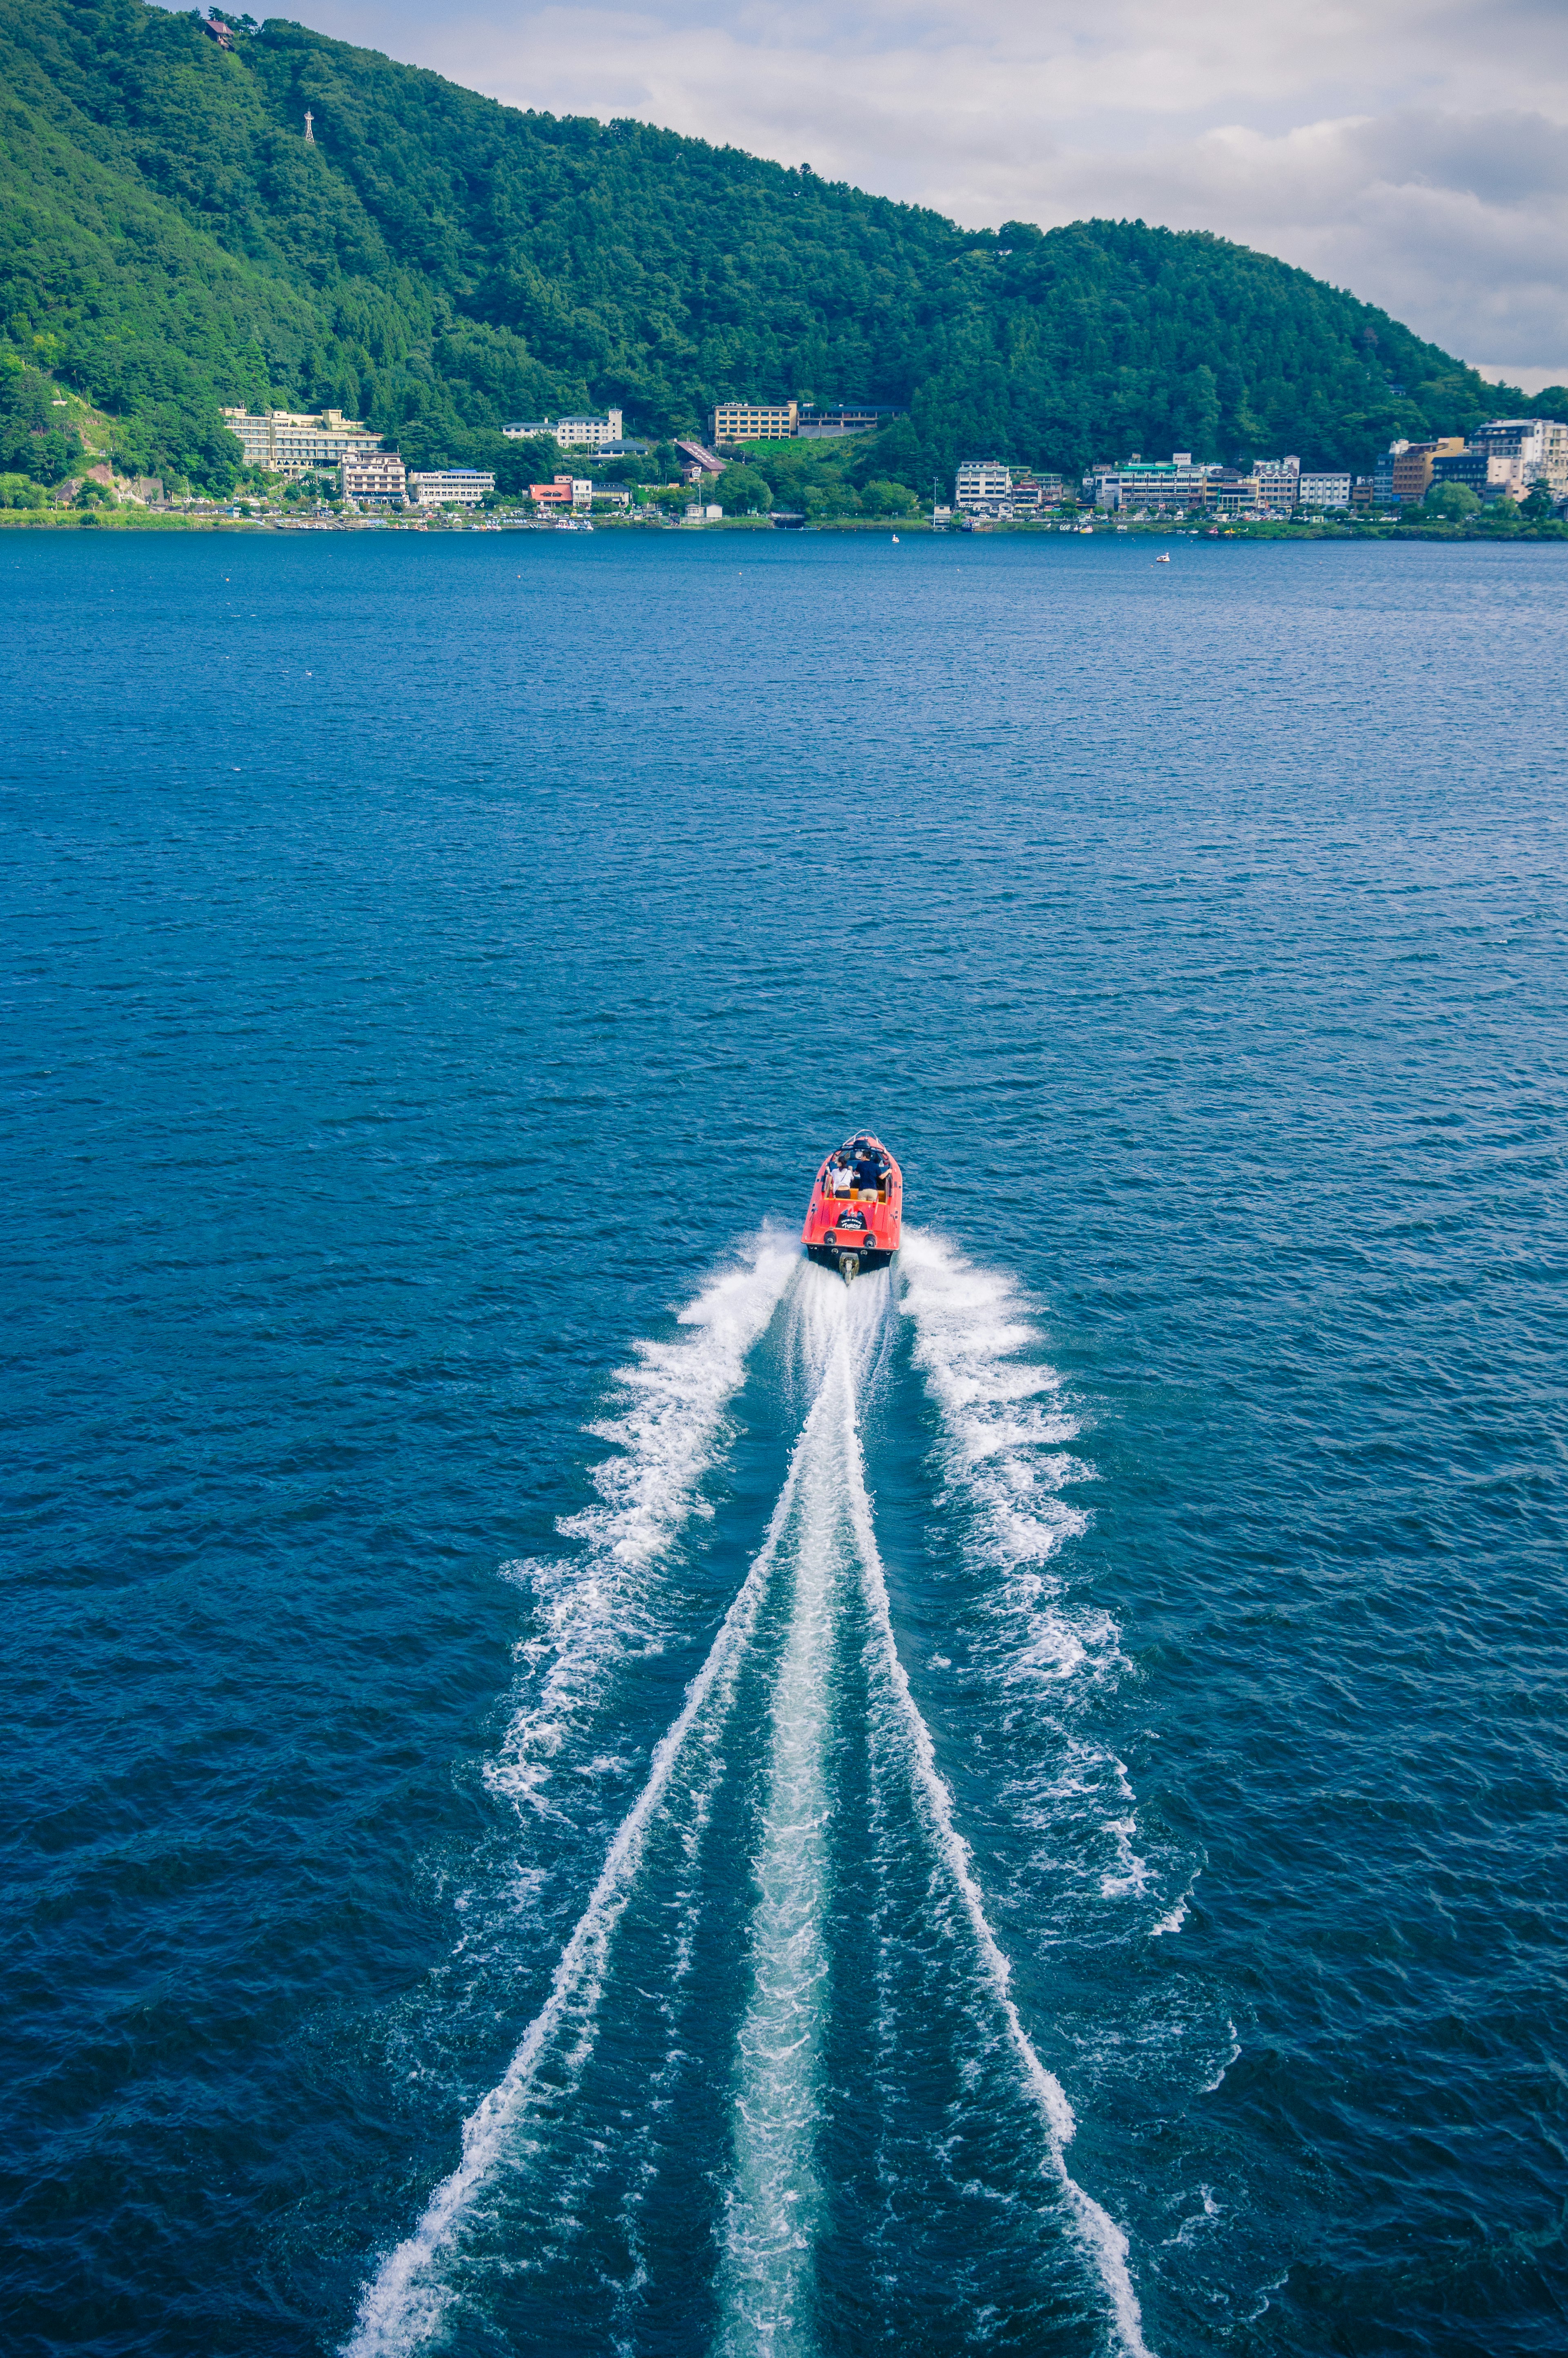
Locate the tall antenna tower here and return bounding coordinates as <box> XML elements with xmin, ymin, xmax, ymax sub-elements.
<box><xmin>303</xmin><ymin>109</ymin><xmax>314</xmax><ymax>143</ymax></box>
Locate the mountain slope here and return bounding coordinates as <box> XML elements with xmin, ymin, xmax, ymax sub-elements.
<box><xmin>0</xmin><ymin>0</ymin><xmax>1550</xmax><ymax>494</ymax></box>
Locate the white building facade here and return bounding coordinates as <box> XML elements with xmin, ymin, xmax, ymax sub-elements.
<box><xmin>955</xmin><ymin>460</ymin><xmax>1012</xmax><ymax>514</ymax></box>
<box><xmin>1469</xmin><ymin>417</ymin><xmax>1568</xmax><ymax>497</ymax></box>
<box><xmin>1297</xmin><ymin>470</ymin><xmax>1352</xmax><ymax>508</ymax></box>
<box><xmin>340</xmin><ymin>450</ymin><xmax>406</xmax><ymax>503</ymax></box>
<box><xmin>1091</xmin><ymin>453</ymin><xmax>1214</xmax><ymax>512</ymax></box>
<box><xmin>406</xmin><ymin>470</ymin><xmax>495</xmax><ymax>507</ymax></box>
<box><xmin>501</xmin><ymin>411</ymin><xmax>624</xmax><ymax>449</ymax></box>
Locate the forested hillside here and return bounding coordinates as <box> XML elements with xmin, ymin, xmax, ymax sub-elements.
<box><xmin>0</xmin><ymin>0</ymin><xmax>1555</xmax><ymax>495</ymax></box>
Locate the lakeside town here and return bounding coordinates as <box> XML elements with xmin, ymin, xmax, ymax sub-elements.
<box><xmin>210</xmin><ymin>395</ymin><xmax>1568</xmax><ymax>531</ymax></box>
<box><xmin>10</xmin><ymin>388</ymin><xmax>1566</xmax><ymax>534</ymax></box>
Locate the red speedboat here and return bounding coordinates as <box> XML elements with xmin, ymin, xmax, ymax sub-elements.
<box><xmin>802</xmin><ymin>1133</ymin><xmax>903</xmax><ymax>1281</ymax></box>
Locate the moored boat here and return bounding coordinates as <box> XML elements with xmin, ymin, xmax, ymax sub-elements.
<box><xmin>802</xmin><ymin>1134</ymin><xmax>902</xmax><ymax>1281</ymax></box>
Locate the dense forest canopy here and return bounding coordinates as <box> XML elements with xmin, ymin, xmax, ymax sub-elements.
<box><xmin>0</xmin><ymin>0</ymin><xmax>1558</xmax><ymax>495</ymax></box>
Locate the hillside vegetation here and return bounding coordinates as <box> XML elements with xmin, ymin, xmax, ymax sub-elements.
<box><xmin>1</xmin><ymin>0</ymin><xmax>1557</xmax><ymax>496</ymax></box>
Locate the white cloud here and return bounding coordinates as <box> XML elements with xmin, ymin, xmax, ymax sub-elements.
<box><xmin>285</xmin><ymin>0</ymin><xmax>1568</xmax><ymax>379</ymax></box>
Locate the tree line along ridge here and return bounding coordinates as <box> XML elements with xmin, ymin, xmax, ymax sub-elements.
<box><xmin>0</xmin><ymin>0</ymin><xmax>1559</xmax><ymax>501</ymax></box>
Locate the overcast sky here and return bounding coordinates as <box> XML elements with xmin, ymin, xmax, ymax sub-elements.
<box><xmin>287</xmin><ymin>0</ymin><xmax>1568</xmax><ymax>385</ymax></box>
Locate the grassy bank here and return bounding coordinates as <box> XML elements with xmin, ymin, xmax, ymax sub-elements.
<box><xmin>0</xmin><ymin>508</ymin><xmax>265</xmax><ymax>531</ymax></box>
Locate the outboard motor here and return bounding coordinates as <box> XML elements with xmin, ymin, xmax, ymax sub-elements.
<box><xmin>840</xmin><ymin>1254</ymin><xmax>860</xmax><ymax>1285</ymax></box>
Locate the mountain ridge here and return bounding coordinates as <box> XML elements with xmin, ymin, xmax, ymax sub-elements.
<box><xmin>0</xmin><ymin>0</ymin><xmax>1558</xmax><ymax>495</ymax></box>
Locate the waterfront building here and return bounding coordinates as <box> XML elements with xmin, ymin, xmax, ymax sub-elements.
<box><xmin>1008</xmin><ymin>474</ymin><xmax>1064</xmax><ymax>513</ymax></box>
<box><xmin>1090</xmin><ymin>453</ymin><xmax>1214</xmax><ymax>512</ymax></box>
<box><xmin>1297</xmin><ymin>470</ymin><xmax>1352</xmax><ymax>508</ymax></box>
<box><xmin>1466</xmin><ymin>418</ymin><xmax>1568</xmax><ymax>497</ymax></box>
<box><xmin>1376</xmin><ymin>439</ymin><xmax>1466</xmax><ymax>504</ymax></box>
<box><xmin>527</xmin><ymin>476</ymin><xmax>594</xmax><ymax>509</ymax></box>
<box><xmin>956</xmin><ymin>459</ymin><xmax>1012</xmax><ymax>512</ymax></box>
<box><xmin>712</xmin><ymin>400</ymin><xmax>799</xmax><ymax>444</ymax></box>
<box><xmin>221</xmin><ymin>406</ymin><xmax>381</xmax><ymax>480</ymax></box>
<box><xmin>502</xmin><ymin>412</ymin><xmax>624</xmax><ymax>449</ymax></box>
<box><xmin>406</xmin><ymin>469</ymin><xmax>494</xmax><ymax>507</ymax></box>
<box><xmin>340</xmin><ymin>450</ymin><xmax>406</xmax><ymax>504</ymax></box>
<box><xmin>1211</xmin><ymin>470</ymin><xmax>1261</xmax><ymax>518</ymax></box>
<box><xmin>1431</xmin><ymin>449</ymin><xmax>1520</xmax><ymax>499</ymax></box>
<box><xmin>1252</xmin><ymin>456</ymin><xmax>1300</xmax><ymax>510</ymax></box>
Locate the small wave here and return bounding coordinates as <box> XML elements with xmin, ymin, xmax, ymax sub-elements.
<box><xmin>1151</xmin><ymin>1871</ymin><xmax>1200</xmax><ymax>1938</ymax></box>
<box><xmin>1201</xmin><ymin>2022</ymin><xmax>1241</xmax><ymax>2095</ymax></box>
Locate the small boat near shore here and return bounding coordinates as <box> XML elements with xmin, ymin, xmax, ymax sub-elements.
<box><xmin>802</xmin><ymin>1133</ymin><xmax>903</xmax><ymax>1282</ymax></box>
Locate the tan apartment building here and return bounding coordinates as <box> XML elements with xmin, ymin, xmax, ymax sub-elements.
<box><xmin>712</xmin><ymin>400</ymin><xmax>799</xmax><ymax>444</ymax></box>
<box><xmin>222</xmin><ymin>407</ymin><xmax>381</xmax><ymax>479</ymax></box>
<box><xmin>1390</xmin><ymin>439</ymin><xmax>1466</xmax><ymax>502</ymax></box>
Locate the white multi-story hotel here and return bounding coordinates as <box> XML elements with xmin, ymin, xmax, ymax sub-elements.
<box><xmin>221</xmin><ymin>407</ymin><xmax>381</xmax><ymax>479</ymax></box>
<box><xmin>1089</xmin><ymin>453</ymin><xmax>1214</xmax><ymax>512</ymax></box>
<box><xmin>406</xmin><ymin>470</ymin><xmax>495</xmax><ymax>508</ymax></box>
<box><xmin>340</xmin><ymin>450</ymin><xmax>406</xmax><ymax>503</ymax></box>
<box><xmin>501</xmin><ymin>411</ymin><xmax>624</xmax><ymax>449</ymax></box>
<box><xmin>1297</xmin><ymin>470</ymin><xmax>1352</xmax><ymax>508</ymax></box>
<box><xmin>712</xmin><ymin>400</ymin><xmax>800</xmax><ymax>444</ymax></box>
<box><xmin>1470</xmin><ymin>417</ymin><xmax>1568</xmax><ymax>497</ymax></box>
<box><xmin>955</xmin><ymin>459</ymin><xmax>1012</xmax><ymax>512</ymax></box>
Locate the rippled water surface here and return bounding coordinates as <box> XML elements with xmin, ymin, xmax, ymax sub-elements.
<box><xmin>4</xmin><ymin>529</ymin><xmax>1566</xmax><ymax>2357</ymax></box>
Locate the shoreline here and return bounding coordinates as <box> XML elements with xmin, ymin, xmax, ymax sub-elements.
<box><xmin>4</xmin><ymin>509</ymin><xmax>1565</xmax><ymax>546</ymax></box>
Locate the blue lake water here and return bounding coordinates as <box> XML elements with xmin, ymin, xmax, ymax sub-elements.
<box><xmin>3</xmin><ymin>527</ymin><xmax>1566</xmax><ymax>2358</ymax></box>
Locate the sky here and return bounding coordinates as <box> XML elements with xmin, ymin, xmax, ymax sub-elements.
<box><xmin>284</xmin><ymin>0</ymin><xmax>1568</xmax><ymax>385</ymax></box>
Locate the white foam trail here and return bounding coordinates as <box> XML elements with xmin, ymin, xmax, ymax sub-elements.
<box><xmin>488</xmin><ymin>1231</ymin><xmax>796</xmax><ymax>1816</ymax></box>
<box><xmin>900</xmin><ymin>1229</ymin><xmax>1150</xmax><ymax>1907</ymax></box>
<box><xmin>851</xmin><ymin>1274</ymin><xmax>1153</xmax><ymax>2358</ymax></box>
<box><xmin>347</xmin><ymin>1254</ymin><xmax>806</xmax><ymax>2358</ymax></box>
<box><xmin>899</xmin><ymin>1228</ymin><xmax>1089</xmax><ymax>1592</ymax></box>
<box><xmin>718</xmin><ymin>1272</ymin><xmax>886</xmax><ymax>2357</ymax></box>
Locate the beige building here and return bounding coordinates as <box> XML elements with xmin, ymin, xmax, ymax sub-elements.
<box><xmin>712</xmin><ymin>400</ymin><xmax>799</xmax><ymax>444</ymax></box>
<box><xmin>1252</xmin><ymin>456</ymin><xmax>1300</xmax><ymax>510</ymax></box>
<box><xmin>221</xmin><ymin>407</ymin><xmax>381</xmax><ymax>479</ymax></box>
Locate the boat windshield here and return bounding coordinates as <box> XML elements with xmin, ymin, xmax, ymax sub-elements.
<box><xmin>824</xmin><ymin>1140</ymin><xmax>890</xmax><ymax>1195</ymax></box>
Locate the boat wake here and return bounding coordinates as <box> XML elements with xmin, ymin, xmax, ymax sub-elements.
<box><xmin>345</xmin><ymin>1236</ymin><xmax>1152</xmax><ymax>2358</ymax></box>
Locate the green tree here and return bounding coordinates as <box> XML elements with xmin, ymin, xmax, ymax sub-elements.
<box><xmin>1520</xmin><ymin>481</ymin><xmax>1556</xmax><ymax>522</ymax></box>
<box><xmin>1423</xmin><ymin>483</ymin><xmax>1479</xmax><ymax>519</ymax></box>
<box><xmin>717</xmin><ymin>465</ymin><xmax>772</xmax><ymax>513</ymax></box>
<box><xmin>859</xmin><ymin>476</ymin><xmax>918</xmax><ymax>516</ymax></box>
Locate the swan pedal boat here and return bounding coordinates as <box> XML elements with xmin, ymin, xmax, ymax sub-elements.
<box><xmin>802</xmin><ymin>1134</ymin><xmax>903</xmax><ymax>1283</ymax></box>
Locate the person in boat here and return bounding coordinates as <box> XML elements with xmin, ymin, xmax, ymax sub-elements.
<box><xmin>854</xmin><ymin>1146</ymin><xmax>885</xmax><ymax>1192</ymax></box>
<box><xmin>828</xmin><ymin>1154</ymin><xmax>852</xmax><ymax>1194</ymax></box>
